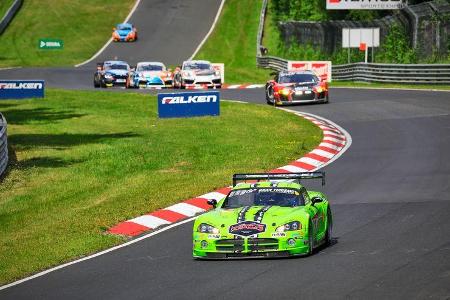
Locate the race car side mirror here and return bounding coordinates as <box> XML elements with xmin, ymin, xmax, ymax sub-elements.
<box><xmin>311</xmin><ymin>197</ymin><xmax>323</xmax><ymax>206</ymax></box>
<box><xmin>207</xmin><ymin>199</ymin><xmax>217</xmax><ymax>208</ymax></box>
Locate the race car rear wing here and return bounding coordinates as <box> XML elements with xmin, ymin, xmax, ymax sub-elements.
<box><xmin>232</xmin><ymin>172</ymin><xmax>325</xmax><ymax>187</ymax></box>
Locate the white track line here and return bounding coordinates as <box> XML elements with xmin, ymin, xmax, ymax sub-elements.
<box><xmin>74</xmin><ymin>0</ymin><xmax>142</xmax><ymax>67</ymax></box>
<box><xmin>187</xmin><ymin>0</ymin><xmax>225</xmax><ymax>60</ymax></box>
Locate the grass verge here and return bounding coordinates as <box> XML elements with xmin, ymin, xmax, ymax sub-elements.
<box><xmin>0</xmin><ymin>0</ymin><xmax>134</xmax><ymax>67</ymax></box>
<box><xmin>0</xmin><ymin>89</ymin><xmax>322</xmax><ymax>284</ymax></box>
<box><xmin>194</xmin><ymin>0</ymin><xmax>273</xmax><ymax>84</ymax></box>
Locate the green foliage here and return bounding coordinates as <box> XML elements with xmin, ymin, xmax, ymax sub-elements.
<box><xmin>271</xmin><ymin>0</ymin><xmax>328</xmax><ymax>22</ymax></box>
<box><xmin>375</xmin><ymin>23</ymin><xmax>417</xmax><ymax>63</ymax></box>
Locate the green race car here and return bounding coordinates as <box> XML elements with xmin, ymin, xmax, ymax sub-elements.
<box><xmin>193</xmin><ymin>172</ymin><xmax>332</xmax><ymax>259</ymax></box>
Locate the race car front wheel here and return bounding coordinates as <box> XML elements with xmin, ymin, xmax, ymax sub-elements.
<box><xmin>266</xmin><ymin>85</ymin><xmax>274</xmax><ymax>105</ymax></box>
<box><xmin>307</xmin><ymin>221</ymin><xmax>314</xmax><ymax>255</ymax></box>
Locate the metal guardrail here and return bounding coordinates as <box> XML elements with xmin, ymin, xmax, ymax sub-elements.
<box><xmin>0</xmin><ymin>113</ymin><xmax>8</xmax><ymax>177</ymax></box>
<box><xmin>256</xmin><ymin>56</ymin><xmax>450</xmax><ymax>84</ymax></box>
<box><xmin>0</xmin><ymin>0</ymin><xmax>23</xmax><ymax>35</ymax></box>
<box><xmin>333</xmin><ymin>63</ymin><xmax>450</xmax><ymax>84</ymax></box>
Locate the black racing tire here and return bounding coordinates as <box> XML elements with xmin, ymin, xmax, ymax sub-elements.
<box><xmin>325</xmin><ymin>94</ymin><xmax>330</xmax><ymax>103</ymax></box>
<box><xmin>266</xmin><ymin>84</ymin><xmax>274</xmax><ymax>105</ymax></box>
<box><xmin>308</xmin><ymin>220</ymin><xmax>314</xmax><ymax>256</ymax></box>
<box><xmin>94</xmin><ymin>80</ymin><xmax>100</xmax><ymax>88</ymax></box>
<box><xmin>325</xmin><ymin>208</ymin><xmax>333</xmax><ymax>246</ymax></box>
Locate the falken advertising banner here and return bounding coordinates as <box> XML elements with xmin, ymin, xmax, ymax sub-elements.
<box><xmin>0</xmin><ymin>80</ymin><xmax>45</xmax><ymax>99</ymax></box>
<box><xmin>287</xmin><ymin>61</ymin><xmax>332</xmax><ymax>82</ymax></box>
<box><xmin>157</xmin><ymin>91</ymin><xmax>220</xmax><ymax>118</ymax></box>
<box><xmin>326</xmin><ymin>0</ymin><xmax>404</xmax><ymax>10</ymax></box>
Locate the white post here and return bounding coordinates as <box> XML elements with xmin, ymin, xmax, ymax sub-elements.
<box><xmin>365</xmin><ymin>46</ymin><xmax>368</xmax><ymax>63</ymax></box>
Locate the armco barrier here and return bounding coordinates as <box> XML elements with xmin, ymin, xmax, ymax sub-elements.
<box><xmin>256</xmin><ymin>56</ymin><xmax>450</xmax><ymax>84</ymax></box>
<box><xmin>0</xmin><ymin>0</ymin><xmax>23</xmax><ymax>35</ymax></box>
<box><xmin>0</xmin><ymin>113</ymin><xmax>8</xmax><ymax>177</ymax></box>
<box><xmin>332</xmin><ymin>63</ymin><xmax>450</xmax><ymax>84</ymax></box>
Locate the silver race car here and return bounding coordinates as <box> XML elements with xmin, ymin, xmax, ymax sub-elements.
<box><xmin>173</xmin><ymin>60</ymin><xmax>222</xmax><ymax>89</ymax></box>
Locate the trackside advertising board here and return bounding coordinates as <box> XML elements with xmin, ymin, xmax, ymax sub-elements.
<box><xmin>287</xmin><ymin>61</ymin><xmax>332</xmax><ymax>82</ymax></box>
<box><xmin>157</xmin><ymin>91</ymin><xmax>220</xmax><ymax>118</ymax></box>
<box><xmin>326</xmin><ymin>0</ymin><xmax>404</xmax><ymax>10</ymax></box>
<box><xmin>0</xmin><ymin>80</ymin><xmax>45</xmax><ymax>99</ymax></box>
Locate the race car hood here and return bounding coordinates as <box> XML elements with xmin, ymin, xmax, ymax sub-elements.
<box><xmin>116</xmin><ymin>29</ymin><xmax>132</xmax><ymax>36</ymax></box>
<box><xmin>279</xmin><ymin>82</ymin><xmax>317</xmax><ymax>89</ymax></box>
<box><xmin>106</xmin><ymin>69</ymin><xmax>128</xmax><ymax>76</ymax></box>
<box><xmin>138</xmin><ymin>71</ymin><xmax>163</xmax><ymax>78</ymax></box>
<box><xmin>191</xmin><ymin>69</ymin><xmax>215</xmax><ymax>76</ymax></box>
<box><xmin>198</xmin><ymin>205</ymin><xmax>308</xmax><ymax>233</ymax></box>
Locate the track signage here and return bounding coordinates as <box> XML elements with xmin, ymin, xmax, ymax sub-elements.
<box><xmin>39</xmin><ymin>39</ymin><xmax>64</xmax><ymax>49</ymax></box>
<box><xmin>0</xmin><ymin>80</ymin><xmax>45</xmax><ymax>99</ymax></box>
<box><xmin>158</xmin><ymin>91</ymin><xmax>220</xmax><ymax>118</ymax></box>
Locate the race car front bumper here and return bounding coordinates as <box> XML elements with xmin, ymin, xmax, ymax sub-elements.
<box><xmin>274</xmin><ymin>91</ymin><xmax>328</xmax><ymax>105</ymax></box>
<box><xmin>193</xmin><ymin>233</ymin><xmax>310</xmax><ymax>259</ymax></box>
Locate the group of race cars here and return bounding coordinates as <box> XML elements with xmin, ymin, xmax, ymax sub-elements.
<box><xmin>93</xmin><ymin>60</ymin><xmax>222</xmax><ymax>90</ymax></box>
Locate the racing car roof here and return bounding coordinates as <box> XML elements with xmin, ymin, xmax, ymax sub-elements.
<box><xmin>104</xmin><ymin>60</ymin><xmax>129</xmax><ymax>66</ymax></box>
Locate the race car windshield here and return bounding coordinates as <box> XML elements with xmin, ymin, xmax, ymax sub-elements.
<box><xmin>184</xmin><ymin>63</ymin><xmax>210</xmax><ymax>70</ymax></box>
<box><xmin>106</xmin><ymin>64</ymin><xmax>128</xmax><ymax>70</ymax></box>
<box><xmin>117</xmin><ymin>24</ymin><xmax>132</xmax><ymax>31</ymax></box>
<box><xmin>137</xmin><ymin>65</ymin><xmax>163</xmax><ymax>71</ymax></box>
<box><xmin>279</xmin><ymin>74</ymin><xmax>318</xmax><ymax>84</ymax></box>
<box><xmin>222</xmin><ymin>188</ymin><xmax>304</xmax><ymax>208</ymax></box>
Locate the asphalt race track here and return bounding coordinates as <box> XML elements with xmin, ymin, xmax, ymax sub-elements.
<box><xmin>1</xmin><ymin>1</ymin><xmax>450</xmax><ymax>299</ymax></box>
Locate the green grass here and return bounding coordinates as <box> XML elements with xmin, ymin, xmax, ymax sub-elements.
<box><xmin>0</xmin><ymin>89</ymin><xmax>322</xmax><ymax>284</ymax></box>
<box><xmin>0</xmin><ymin>0</ymin><xmax>134</xmax><ymax>67</ymax></box>
<box><xmin>0</xmin><ymin>0</ymin><xmax>15</xmax><ymax>21</ymax></box>
<box><xmin>194</xmin><ymin>0</ymin><xmax>273</xmax><ymax>83</ymax></box>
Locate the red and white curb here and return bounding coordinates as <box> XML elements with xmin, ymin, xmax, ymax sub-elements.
<box><xmin>109</xmin><ymin>109</ymin><xmax>351</xmax><ymax>237</ymax></box>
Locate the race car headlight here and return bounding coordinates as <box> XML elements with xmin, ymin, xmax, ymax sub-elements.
<box><xmin>314</xmin><ymin>87</ymin><xmax>324</xmax><ymax>93</ymax></box>
<box><xmin>198</xmin><ymin>223</ymin><xmax>220</xmax><ymax>234</ymax></box>
<box><xmin>280</xmin><ymin>88</ymin><xmax>291</xmax><ymax>96</ymax></box>
<box><xmin>214</xmin><ymin>70</ymin><xmax>220</xmax><ymax>76</ymax></box>
<box><xmin>104</xmin><ymin>73</ymin><xmax>113</xmax><ymax>79</ymax></box>
<box><xmin>276</xmin><ymin>221</ymin><xmax>301</xmax><ymax>232</ymax></box>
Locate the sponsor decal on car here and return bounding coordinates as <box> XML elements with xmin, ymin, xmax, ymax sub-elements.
<box><xmin>229</xmin><ymin>221</ymin><xmax>267</xmax><ymax>237</ymax></box>
<box><xmin>271</xmin><ymin>232</ymin><xmax>286</xmax><ymax>237</ymax></box>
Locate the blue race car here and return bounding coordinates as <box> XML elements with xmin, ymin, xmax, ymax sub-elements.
<box><xmin>94</xmin><ymin>60</ymin><xmax>131</xmax><ymax>88</ymax></box>
<box><xmin>112</xmin><ymin>23</ymin><xmax>137</xmax><ymax>42</ymax></box>
<box><xmin>127</xmin><ymin>62</ymin><xmax>174</xmax><ymax>89</ymax></box>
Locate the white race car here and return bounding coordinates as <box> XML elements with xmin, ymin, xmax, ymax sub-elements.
<box><xmin>173</xmin><ymin>60</ymin><xmax>222</xmax><ymax>89</ymax></box>
<box><xmin>127</xmin><ymin>62</ymin><xmax>173</xmax><ymax>89</ymax></box>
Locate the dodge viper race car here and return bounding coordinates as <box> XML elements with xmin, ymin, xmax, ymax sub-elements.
<box><xmin>173</xmin><ymin>60</ymin><xmax>222</xmax><ymax>89</ymax></box>
<box><xmin>127</xmin><ymin>62</ymin><xmax>173</xmax><ymax>89</ymax></box>
<box><xmin>265</xmin><ymin>70</ymin><xmax>329</xmax><ymax>105</ymax></box>
<box><xmin>94</xmin><ymin>61</ymin><xmax>130</xmax><ymax>88</ymax></box>
<box><xmin>112</xmin><ymin>23</ymin><xmax>137</xmax><ymax>42</ymax></box>
<box><xmin>193</xmin><ymin>172</ymin><xmax>332</xmax><ymax>259</ymax></box>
